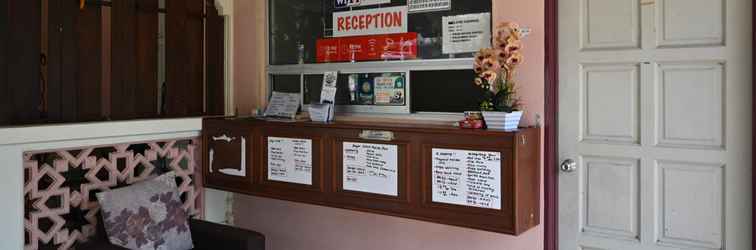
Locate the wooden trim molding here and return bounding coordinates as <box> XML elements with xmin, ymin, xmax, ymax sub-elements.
<box><xmin>752</xmin><ymin>0</ymin><xmax>755</xmax><ymax>246</ymax></box>
<box><xmin>544</xmin><ymin>0</ymin><xmax>558</xmax><ymax>249</ymax></box>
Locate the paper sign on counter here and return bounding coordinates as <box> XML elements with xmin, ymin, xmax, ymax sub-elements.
<box><xmin>432</xmin><ymin>148</ymin><xmax>501</xmax><ymax>209</ymax></box>
<box><xmin>442</xmin><ymin>13</ymin><xmax>492</xmax><ymax>54</ymax></box>
<box><xmin>268</xmin><ymin>137</ymin><xmax>313</xmax><ymax>185</ymax></box>
<box><xmin>264</xmin><ymin>92</ymin><xmax>300</xmax><ymax>119</ymax></box>
<box><xmin>343</xmin><ymin>142</ymin><xmax>399</xmax><ymax>196</ymax></box>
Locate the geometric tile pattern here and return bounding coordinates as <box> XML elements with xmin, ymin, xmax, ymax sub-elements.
<box><xmin>23</xmin><ymin>138</ymin><xmax>203</xmax><ymax>250</ymax></box>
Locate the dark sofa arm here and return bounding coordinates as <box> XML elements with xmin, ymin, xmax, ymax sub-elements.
<box><xmin>189</xmin><ymin>219</ymin><xmax>265</xmax><ymax>250</ymax></box>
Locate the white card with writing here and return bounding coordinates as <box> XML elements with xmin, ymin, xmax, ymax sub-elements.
<box><xmin>264</xmin><ymin>91</ymin><xmax>301</xmax><ymax>119</ymax></box>
<box><xmin>442</xmin><ymin>13</ymin><xmax>492</xmax><ymax>54</ymax></box>
<box><xmin>343</xmin><ymin>142</ymin><xmax>399</xmax><ymax>196</ymax></box>
<box><xmin>267</xmin><ymin>137</ymin><xmax>313</xmax><ymax>185</ymax></box>
<box><xmin>431</xmin><ymin>148</ymin><xmax>501</xmax><ymax>209</ymax></box>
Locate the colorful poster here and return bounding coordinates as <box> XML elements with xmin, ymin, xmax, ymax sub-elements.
<box><xmin>316</xmin><ymin>33</ymin><xmax>418</xmax><ymax>63</ymax></box>
<box><xmin>374</xmin><ymin>76</ymin><xmax>405</xmax><ymax>105</ymax></box>
<box><xmin>333</xmin><ymin>6</ymin><xmax>408</xmax><ymax>37</ymax></box>
<box><xmin>442</xmin><ymin>13</ymin><xmax>492</xmax><ymax>54</ymax></box>
<box><xmin>335</xmin><ymin>0</ymin><xmax>392</xmax><ymax>8</ymax></box>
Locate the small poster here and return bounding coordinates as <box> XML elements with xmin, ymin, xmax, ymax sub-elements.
<box><xmin>432</xmin><ymin>148</ymin><xmax>501</xmax><ymax>210</ymax></box>
<box><xmin>348</xmin><ymin>73</ymin><xmax>406</xmax><ymax>106</ymax></box>
<box><xmin>268</xmin><ymin>137</ymin><xmax>313</xmax><ymax>185</ymax></box>
<box><xmin>316</xmin><ymin>33</ymin><xmax>418</xmax><ymax>63</ymax></box>
<box><xmin>333</xmin><ymin>6</ymin><xmax>408</xmax><ymax>37</ymax></box>
<box><xmin>408</xmin><ymin>0</ymin><xmax>452</xmax><ymax>13</ymax></box>
<box><xmin>343</xmin><ymin>142</ymin><xmax>399</xmax><ymax>196</ymax></box>
<box><xmin>374</xmin><ymin>76</ymin><xmax>405</xmax><ymax>106</ymax></box>
<box><xmin>442</xmin><ymin>13</ymin><xmax>492</xmax><ymax>54</ymax></box>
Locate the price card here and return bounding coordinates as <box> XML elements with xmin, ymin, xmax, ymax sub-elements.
<box><xmin>343</xmin><ymin>142</ymin><xmax>399</xmax><ymax>196</ymax></box>
<box><xmin>268</xmin><ymin>137</ymin><xmax>313</xmax><ymax>185</ymax></box>
<box><xmin>432</xmin><ymin>148</ymin><xmax>501</xmax><ymax>209</ymax></box>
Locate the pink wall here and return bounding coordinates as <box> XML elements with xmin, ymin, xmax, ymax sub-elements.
<box><xmin>232</xmin><ymin>0</ymin><xmax>545</xmax><ymax>249</ymax></box>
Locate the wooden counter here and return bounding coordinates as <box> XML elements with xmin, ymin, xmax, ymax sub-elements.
<box><xmin>202</xmin><ymin>117</ymin><xmax>541</xmax><ymax>235</ymax></box>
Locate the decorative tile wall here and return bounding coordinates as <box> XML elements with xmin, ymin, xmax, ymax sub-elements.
<box><xmin>23</xmin><ymin>139</ymin><xmax>203</xmax><ymax>250</ymax></box>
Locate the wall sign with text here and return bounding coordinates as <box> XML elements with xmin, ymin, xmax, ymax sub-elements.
<box><xmin>316</xmin><ymin>32</ymin><xmax>418</xmax><ymax>62</ymax></box>
<box><xmin>333</xmin><ymin>6</ymin><xmax>408</xmax><ymax>37</ymax></box>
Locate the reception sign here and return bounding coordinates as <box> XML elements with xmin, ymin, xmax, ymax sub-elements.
<box><xmin>316</xmin><ymin>32</ymin><xmax>418</xmax><ymax>62</ymax></box>
<box><xmin>333</xmin><ymin>6</ymin><xmax>408</xmax><ymax>37</ymax></box>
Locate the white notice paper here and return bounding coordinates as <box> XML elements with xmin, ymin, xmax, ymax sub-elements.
<box><xmin>264</xmin><ymin>91</ymin><xmax>300</xmax><ymax>119</ymax></box>
<box><xmin>268</xmin><ymin>137</ymin><xmax>313</xmax><ymax>185</ymax></box>
<box><xmin>343</xmin><ymin>142</ymin><xmax>399</xmax><ymax>196</ymax></box>
<box><xmin>408</xmin><ymin>0</ymin><xmax>452</xmax><ymax>13</ymax></box>
<box><xmin>432</xmin><ymin>148</ymin><xmax>501</xmax><ymax>209</ymax></box>
<box><xmin>442</xmin><ymin>13</ymin><xmax>492</xmax><ymax>54</ymax></box>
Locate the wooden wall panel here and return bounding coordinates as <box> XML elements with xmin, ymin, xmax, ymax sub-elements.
<box><xmin>76</xmin><ymin>4</ymin><xmax>103</xmax><ymax>121</ymax></box>
<box><xmin>205</xmin><ymin>0</ymin><xmax>225</xmax><ymax>116</ymax></box>
<box><xmin>6</xmin><ymin>0</ymin><xmax>41</xmax><ymax>124</ymax></box>
<box><xmin>0</xmin><ymin>1</ymin><xmax>8</xmax><ymax>125</ymax></box>
<box><xmin>111</xmin><ymin>0</ymin><xmax>138</xmax><ymax>119</ymax></box>
<box><xmin>166</xmin><ymin>0</ymin><xmax>204</xmax><ymax>117</ymax></box>
<box><xmin>111</xmin><ymin>0</ymin><xmax>158</xmax><ymax>119</ymax></box>
<box><xmin>47</xmin><ymin>0</ymin><xmax>81</xmax><ymax>122</ymax></box>
<box><xmin>135</xmin><ymin>0</ymin><xmax>158</xmax><ymax>117</ymax></box>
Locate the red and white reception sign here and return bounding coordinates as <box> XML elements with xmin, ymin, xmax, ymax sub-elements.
<box><xmin>333</xmin><ymin>6</ymin><xmax>408</xmax><ymax>37</ymax></box>
<box><xmin>316</xmin><ymin>32</ymin><xmax>418</xmax><ymax>63</ymax></box>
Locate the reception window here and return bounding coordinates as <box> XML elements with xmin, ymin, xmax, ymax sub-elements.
<box><xmin>267</xmin><ymin>0</ymin><xmax>492</xmax><ymax>114</ymax></box>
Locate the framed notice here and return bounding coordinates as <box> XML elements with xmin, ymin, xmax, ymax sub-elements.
<box><xmin>343</xmin><ymin>142</ymin><xmax>399</xmax><ymax>196</ymax></box>
<box><xmin>267</xmin><ymin>137</ymin><xmax>313</xmax><ymax>185</ymax></box>
<box><xmin>442</xmin><ymin>13</ymin><xmax>492</xmax><ymax>54</ymax></box>
<box><xmin>431</xmin><ymin>148</ymin><xmax>501</xmax><ymax>209</ymax></box>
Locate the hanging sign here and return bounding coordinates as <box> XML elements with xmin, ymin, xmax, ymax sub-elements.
<box><xmin>333</xmin><ymin>6</ymin><xmax>408</xmax><ymax>37</ymax></box>
<box><xmin>442</xmin><ymin>13</ymin><xmax>492</xmax><ymax>54</ymax></box>
<box><xmin>316</xmin><ymin>32</ymin><xmax>418</xmax><ymax>62</ymax></box>
<box><xmin>335</xmin><ymin>0</ymin><xmax>392</xmax><ymax>8</ymax></box>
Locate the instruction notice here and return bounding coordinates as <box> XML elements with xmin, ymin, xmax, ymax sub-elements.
<box><xmin>343</xmin><ymin>142</ymin><xmax>399</xmax><ymax>196</ymax></box>
<box><xmin>442</xmin><ymin>13</ymin><xmax>492</xmax><ymax>54</ymax></box>
<box><xmin>268</xmin><ymin>137</ymin><xmax>313</xmax><ymax>185</ymax></box>
<box><xmin>431</xmin><ymin>148</ymin><xmax>501</xmax><ymax>210</ymax></box>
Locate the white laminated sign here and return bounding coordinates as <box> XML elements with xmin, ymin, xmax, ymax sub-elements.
<box><xmin>333</xmin><ymin>6</ymin><xmax>408</xmax><ymax>37</ymax></box>
<box><xmin>442</xmin><ymin>13</ymin><xmax>492</xmax><ymax>54</ymax></box>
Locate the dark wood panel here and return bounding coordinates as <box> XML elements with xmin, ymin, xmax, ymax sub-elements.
<box><xmin>76</xmin><ymin>3</ymin><xmax>104</xmax><ymax>121</ymax></box>
<box><xmin>6</xmin><ymin>0</ymin><xmax>41</xmax><ymax>124</ymax></box>
<box><xmin>166</xmin><ymin>0</ymin><xmax>204</xmax><ymax>117</ymax></box>
<box><xmin>134</xmin><ymin>0</ymin><xmax>158</xmax><ymax>117</ymax></box>
<box><xmin>111</xmin><ymin>0</ymin><xmax>138</xmax><ymax>120</ymax></box>
<box><xmin>204</xmin><ymin>118</ymin><xmax>542</xmax><ymax>235</ymax></box>
<box><xmin>205</xmin><ymin>0</ymin><xmax>225</xmax><ymax>116</ymax></box>
<box><xmin>111</xmin><ymin>0</ymin><xmax>158</xmax><ymax>119</ymax></box>
<box><xmin>0</xmin><ymin>1</ymin><xmax>9</xmax><ymax>124</ymax></box>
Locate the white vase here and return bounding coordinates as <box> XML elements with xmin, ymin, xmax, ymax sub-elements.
<box><xmin>482</xmin><ymin>111</ymin><xmax>523</xmax><ymax>131</ymax></box>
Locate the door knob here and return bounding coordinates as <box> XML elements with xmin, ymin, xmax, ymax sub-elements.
<box><xmin>560</xmin><ymin>159</ymin><xmax>577</xmax><ymax>173</ymax></box>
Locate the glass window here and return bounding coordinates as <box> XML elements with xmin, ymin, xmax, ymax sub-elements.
<box><xmin>268</xmin><ymin>0</ymin><xmax>493</xmax><ymax>114</ymax></box>
<box><xmin>269</xmin><ymin>0</ymin><xmax>492</xmax><ymax>65</ymax></box>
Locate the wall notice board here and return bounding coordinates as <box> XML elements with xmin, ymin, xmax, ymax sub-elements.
<box><xmin>202</xmin><ymin>118</ymin><xmax>541</xmax><ymax>235</ymax></box>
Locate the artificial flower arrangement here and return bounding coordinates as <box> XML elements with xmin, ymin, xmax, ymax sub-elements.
<box><xmin>469</xmin><ymin>22</ymin><xmax>526</xmax><ymax>130</ymax></box>
<box><xmin>474</xmin><ymin>22</ymin><xmax>524</xmax><ymax>112</ymax></box>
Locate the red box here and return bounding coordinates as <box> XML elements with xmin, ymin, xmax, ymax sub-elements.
<box><xmin>316</xmin><ymin>32</ymin><xmax>418</xmax><ymax>63</ymax></box>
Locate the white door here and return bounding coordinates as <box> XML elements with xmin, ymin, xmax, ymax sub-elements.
<box><xmin>558</xmin><ymin>0</ymin><xmax>752</xmax><ymax>249</ymax></box>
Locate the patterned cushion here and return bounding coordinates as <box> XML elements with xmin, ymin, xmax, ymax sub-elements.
<box><xmin>96</xmin><ymin>172</ymin><xmax>194</xmax><ymax>250</ymax></box>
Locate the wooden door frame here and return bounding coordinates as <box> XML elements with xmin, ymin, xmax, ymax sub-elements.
<box><xmin>543</xmin><ymin>0</ymin><xmax>755</xmax><ymax>248</ymax></box>
<box><xmin>544</xmin><ymin>0</ymin><xmax>558</xmax><ymax>248</ymax></box>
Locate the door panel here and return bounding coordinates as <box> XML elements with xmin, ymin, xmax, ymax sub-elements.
<box><xmin>559</xmin><ymin>0</ymin><xmax>752</xmax><ymax>249</ymax></box>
